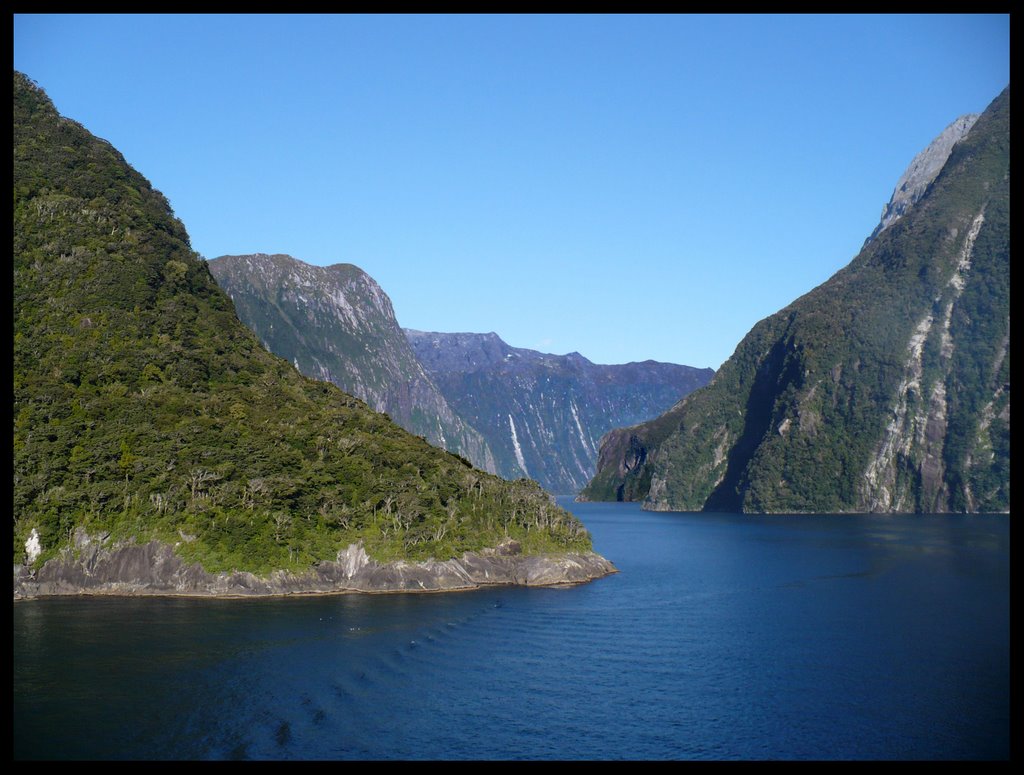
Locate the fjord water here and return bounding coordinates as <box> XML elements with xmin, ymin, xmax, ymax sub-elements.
<box><xmin>14</xmin><ymin>500</ymin><xmax>1009</xmax><ymax>760</ymax></box>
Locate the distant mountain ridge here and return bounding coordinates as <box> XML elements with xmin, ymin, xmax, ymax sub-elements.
<box><xmin>207</xmin><ymin>254</ymin><xmax>497</xmax><ymax>473</ymax></box>
<box><xmin>208</xmin><ymin>254</ymin><xmax>713</xmax><ymax>495</ymax></box>
<box><xmin>582</xmin><ymin>87</ymin><xmax>1009</xmax><ymax>513</ymax></box>
<box><xmin>407</xmin><ymin>330</ymin><xmax>714</xmax><ymax>494</ymax></box>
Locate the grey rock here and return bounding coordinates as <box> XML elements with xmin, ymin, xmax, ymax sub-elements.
<box><xmin>864</xmin><ymin>113</ymin><xmax>979</xmax><ymax>246</ymax></box>
<box><xmin>13</xmin><ymin>535</ymin><xmax>617</xmax><ymax>599</ymax></box>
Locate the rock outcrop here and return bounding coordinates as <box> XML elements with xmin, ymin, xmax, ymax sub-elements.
<box><xmin>13</xmin><ymin>529</ymin><xmax>617</xmax><ymax>599</ymax></box>
<box><xmin>863</xmin><ymin>113</ymin><xmax>979</xmax><ymax>246</ymax></box>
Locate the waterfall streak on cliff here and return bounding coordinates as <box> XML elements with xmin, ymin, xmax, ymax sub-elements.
<box><xmin>860</xmin><ymin>211</ymin><xmax>985</xmax><ymax>511</ymax></box>
<box><xmin>508</xmin><ymin>414</ymin><xmax>529</xmax><ymax>477</ymax></box>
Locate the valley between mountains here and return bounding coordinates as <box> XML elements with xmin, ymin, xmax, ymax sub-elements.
<box><xmin>13</xmin><ymin>69</ymin><xmax>1010</xmax><ymax>601</ymax></box>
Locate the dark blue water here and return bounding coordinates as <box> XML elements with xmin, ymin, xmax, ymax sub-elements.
<box><xmin>13</xmin><ymin>500</ymin><xmax>1011</xmax><ymax>760</ymax></box>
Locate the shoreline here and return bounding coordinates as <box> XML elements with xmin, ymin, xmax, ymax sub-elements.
<box><xmin>13</xmin><ymin>573</ymin><xmax>615</xmax><ymax>602</ymax></box>
<box><xmin>13</xmin><ymin>531</ymin><xmax>618</xmax><ymax>601</ymax></box>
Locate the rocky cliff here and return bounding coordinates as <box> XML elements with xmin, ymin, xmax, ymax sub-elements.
<box><xmin>406</xmin><ymin>330</ymin><xmax>714</xmax><ymax>494</ymax></box>
<box><xmin>863</xmin><ymin>113</ymin><xmax>979</xmax><ymax>246</ymax></box>
<box><xmin>582</xmin><ymin>87</ymin><xmax>1009</xmax><ymax>514</ymax></box>
<box><xmin>14</xmin><ymin>528</ymin><xmax>615</xmax><ymax>599</ymax></box>
<box><xmin>207</xmin><ymin>254</ymin><xmax>497</xmax><ymax>473</ymax></box>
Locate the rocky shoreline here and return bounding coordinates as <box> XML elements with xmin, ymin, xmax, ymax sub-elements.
<box><xmin>13</xmin><ymin>529</ymin><xmax>617</xmax><ymax>600</ymax></box>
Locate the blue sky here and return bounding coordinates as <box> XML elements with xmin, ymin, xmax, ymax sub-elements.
<box><xmin>14</xmin><ymin>14</ymin><xmax>1009</xmax><ymax>370</ymax></box>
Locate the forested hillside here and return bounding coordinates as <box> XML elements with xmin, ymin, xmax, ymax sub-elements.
<box><xmin>13</xmin><ymin>70</ymin><xmax>592</xmax><ymax>576</ymax></box>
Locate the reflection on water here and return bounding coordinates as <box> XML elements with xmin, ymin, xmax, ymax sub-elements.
<box><xmin>14</xmin><ymin>502</ymin><xmax>1009</xmax><ymax>761</ymax></box>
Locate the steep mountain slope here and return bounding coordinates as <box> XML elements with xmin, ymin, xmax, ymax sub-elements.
<box><xmin>406</xmin><ymin>331</ymin><xmax>714</xmax><ymax>494</ymax></box>
<box><xmin>13</xmin><ymin>70</ymin><xmax>603</xmax><ymax>585</ymax></box>
<box><xmin>207</xmin><ymin>254</ymin><xmax>497</xmax><ymax>473</ymax></box>
<box><xmin>582</xmin><ymin>87</ymin><xmax>1009</xmax><ymax>513</ymax></box>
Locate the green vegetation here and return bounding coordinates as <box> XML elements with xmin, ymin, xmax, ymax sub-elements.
<box><xmin>13</xmin><ymin>71</ymin><xmax>592</xmax><ymax>575</ymax></box>
<box><xmin>582</xmin><ymin>86</ymin><xmax>1010</xmax><ymax>514</ymax></box>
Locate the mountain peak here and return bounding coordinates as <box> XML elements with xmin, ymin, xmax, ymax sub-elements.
<box><xmin>864</xmin><ymin>113</ymin><xmax>980</xmax><ymax>246</ymax></box>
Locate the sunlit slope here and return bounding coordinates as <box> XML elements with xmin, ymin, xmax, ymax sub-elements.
<box><xmin>13</xmin><ymin>70</ymin><xmax>592</xmax><ymax>574</ymax></box>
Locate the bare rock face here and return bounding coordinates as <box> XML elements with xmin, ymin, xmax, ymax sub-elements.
<box><xmin>864</xmin><ymin>113</ymin><xmax>979</xmax><ymax>246</ymax></box>
<box><xmin>13</xmin><ymin>530</ymin><xmax>617</xmax><ymax>599</ymax></box>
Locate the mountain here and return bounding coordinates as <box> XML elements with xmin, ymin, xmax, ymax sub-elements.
<box><xmin>581</xmin><ymin>87</ymin><xmax>1009</xmax><ymax>513</ymax></box>
<box><xmin>206</xmin><ymin>254</ymin><xmax>712</xmax><ymax>496</ymax></box>
<box><xmin>863</xmin><ymin>113</ymin><xmax>979</xmax><ymax>246</ymax></box>
<box><xmin>406</xmin><ymin>331</ymin><xmax>714</xmax><ymax>494</ymax></box>
<box><xmin>207</xmin><ymin>253</ymin><xmax>497</xmax><ymax>473</ymax></box>
<box><xmin>13</xmin><ymin>70</ymin><xmax>612</xmax><ymax>593</ymax></box>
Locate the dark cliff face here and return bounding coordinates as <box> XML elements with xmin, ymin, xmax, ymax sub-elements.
<box><xmin>582</xmin><ymin>86</ymin><xmax>1009</xmax><ymax>514</ymax></box>
<box><xmin>406</xmin><ymin>330</ymin><xmax>714</xmax><ymax>494</ymax></box>
<box><xmin>207</xmin><ymin>253</ymin><xmax>497</xmax><ymax>474</ymax></box>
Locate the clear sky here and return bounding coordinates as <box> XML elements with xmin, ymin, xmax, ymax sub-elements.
<box><xmin>13</xmin><ymin>14</ymin><xmax>1010</xmax><ymax>370</ymax></box>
